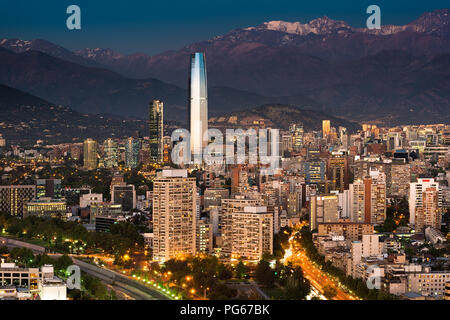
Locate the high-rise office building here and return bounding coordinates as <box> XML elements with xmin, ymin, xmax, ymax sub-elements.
<box><xmin>139</xmin><ymin>140</ymin><xmax>151</xmax><ymax>164</ymax></box>
<box><xmin>281</xmin><ymin>134</ymin><xmax>293</xmax><ymax>154</ymax></box>
<box><xmin>36</xmin><ymin>179</ymin><xmax>62</xmax><ymax>199</ymax></box>
<box><xmin>149</xmin><ymin>100</ymin><xmax>164</xmax><ymax>163</ymax></box>
<box><xmin>310</xmin><ymin>194</ymin><xmax>340</xmax><ymax>231</ymax></box>
<box><xmin>327</xmin><ymin>156</ymin><xmax>349</xmax><ymax>192</ymax></box>
<box><xmin>103</xmin><ymin>138</ymin><xmax>119</xmax><ymax>168</ymax></box>
<box><xmin>110</xmin><ymin>173</ymin><xmax>125</xmax><ymax>192</ymax></box>
<box><xmin>111</xmin><ymin>184</ymin><xmax>136</xmax><ymax>211</ymax></box>
<box><xmin>339</xmin><ymin>127</ymin><xmax>349</xmax><ymax>148</ymax></box>
<box><xmin>152</xmin><ymin>169</ymin><xmax>197</xmax><ymax>262</ymax></box>
<box><xmin>163</xmin><ymin>136</ymin><xmax>172</xmax><ymax>163</ymax></box>
<box><xmin>322</xmin><ymin>120</ymin><xmax>331</xmax><ymax>139</ymax></box>
<box><xmin>289</xmin><ymin>124</ymin><xmax>304</xmax><ymax>152</ymax></box>
<box><xmin>83</xmin><ymin>138</ymin><xmax>98</xmax><ymax>170</ymax></box>
<box><xmin>388</xmin><ymin>162</ymin><xmax>411</xmax><ymax>198</ymax></box>
<box><xmin>303</xmin><ymin>159</ymin><xmax>326</xmax><ymax>185</ymax></box>
<box><xmin>125</xmin><ymin>137</ymin><xmax>140</xmax><ymax>169</ymax></box>
<box><xmin>189</xmin><ymin>52</ymin><xmax>208</xmax><ymax>156</ymax></box>
<box><xmin>0</xmin><ymin>134</ymin><xmax>5</xmax><ymax>148</ymax></box>
<box><xmin>0</xmin><ymin>185</ymin><xmax>36</xmax><ymax>217</ymax></box>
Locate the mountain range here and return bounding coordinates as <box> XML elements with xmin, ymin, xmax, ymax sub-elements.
<box><xmin>0</xmin><ymin>46</ymin><xmax>322</xmax><ymax>121</ymax></box>
<box><xmin>209</xmin><ymin>104</ymin><xmax>359</xmax><ymax>132</ymax></box>
<box><xmin>0</xmin><ymin>84</ymin><xmax>147</xmax><ymax>144</ymax></box>
<box><xmin>0</xmin><ymin>9</ymin><xmax>449</xmax><ymax>126</ymax></box>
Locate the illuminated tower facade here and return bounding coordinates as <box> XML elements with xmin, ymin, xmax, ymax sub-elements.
<box><xmin>188</xmin><ymin>52</ymin><xmax>208</xmax><ymax>156</ymax></box>
<box><xmin>322</xmin><ymin>120</ymin><xmax>331</xmax><ymax>139</ymax></box>
<box><xmin>103</xmin><ymin>138</ymin><xmax>119</xmax><ymax>168</ymax></box>
<box><xmin>83</xmin><ymin>138</ymin><xmax>98</xmax><ymax>170</ymax></box>
<box><xmin>152</xmin><ymin>169</ymin><xmax>197</xmax><ymax>262</ymax></box>
<box><xmin>149</xmin><ymin>100</ymin><xmax>164</xmax><ymax>163</ymax></box>
<box><xmin>125</xmin><ymin>137</ymin><xmax>140</xmax><ymax>169</ymax></box>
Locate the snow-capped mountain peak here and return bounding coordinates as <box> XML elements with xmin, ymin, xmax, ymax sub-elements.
<box><xmin>74</xmin><ymin>48</ymin><xmax>125</xmax><ymax>61</ymax></box>
<box><xmin>256</xmin><ymin>16</ymin><xmax>352</xmax><ymax>35</ymax></box>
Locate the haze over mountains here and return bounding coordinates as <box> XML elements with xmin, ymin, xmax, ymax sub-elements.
<box><xmin>1</xmin><ymin>9</ymin><xmax>449</xmax><ymax>126</ymax></box>
<box><xmin>210</xmin><ymin>104</ymin><xmax>359</xmax><ymax>132</ymax></box>
<box><xmin>0</xmin><ymin>84</ymin><xmax>147</xmax><ymax>144</ymax></box>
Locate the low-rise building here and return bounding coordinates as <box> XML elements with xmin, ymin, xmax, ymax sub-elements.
<box><xmin>23</xmin><ymin>198</ymin><xmax>67</xmax><ymax>218</ymax></box>
<box><xmin>0</xmin><ymin>263</ymin><xmax>66</xmax><ymax>300</ymax></box>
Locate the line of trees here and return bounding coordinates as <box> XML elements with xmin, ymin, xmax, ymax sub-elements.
<box><xmin>160</xmin><ymin>255</ymin><xmax>237</xmax><ymax>299</ymax></box>
<box><xmin>297</xmin><ymin>227</ymin><xmax>397</xmax><ymax>300</ymax></box>
<box><xmin>0</xmin><ymin>213</ymin><xmax>144</xmax><ymax>262</ymax></box>
<box><xmin>254</xmin><ymin>257</ymin><xmax>310</xmax><ymax>300</ymax></box>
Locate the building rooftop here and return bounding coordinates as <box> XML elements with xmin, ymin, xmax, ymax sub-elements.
<box><xmin>160</xmin><ymin>169</ymin><xmax>188</xmax><ymax>178</ymax></box>
<box><xmin>402</xmin><ymin>292</ymin><xmax>423</xmax><ymax>299</ymax></box>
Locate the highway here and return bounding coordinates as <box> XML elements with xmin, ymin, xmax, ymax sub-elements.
<box><xmin>1</xmin><ymin>236</ymin><xmax>46</xmax><ymax>254</ymax></box>
<box><xmin>283</xmin><ymin>231</ymin><xmax>358</xmax><ymax>300</ymax></box>
<box><xmin>50</xmin><ymin>253</ymin><xmax>171</xmax><ymax>300</ymax></box>
<box><xmin>0</xmin><ymin>237</ymin><xmax>169</xmax><ymax>300</ymax></box>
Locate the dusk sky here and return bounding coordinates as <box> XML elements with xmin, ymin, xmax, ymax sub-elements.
<box><xmin>0</xmin><ymin>0</ymin><xmax>448</xmax><ymax>55</ymax></box>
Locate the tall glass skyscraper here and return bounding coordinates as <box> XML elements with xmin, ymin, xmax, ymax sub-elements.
<box><xmin>125</xmin><ymin>137</ymin><xmax>140</xmax><ymax>169</ymax></box>
<box><xmin>103</xmin><ymin>138</ymin><xmax>119</xmax><ymax>168</ymax></box>
<box><xmin>83</xmin><ymin>138</ymin><xmax>98</xmax><ymax>170</ymax></box>
<box><xmin>188</xmin><ymin>52</ymin><xmax>208</xmax><ymax>156</ymax></box>
<box><xmin>149</xmin><ymin>100</ymin><xmax>164</xmax><ymax>163</ymax></box>
<box><xmin>289</xmin><ymin>123</ymin><xmax>304</xmax><ymax>152</ymax></box>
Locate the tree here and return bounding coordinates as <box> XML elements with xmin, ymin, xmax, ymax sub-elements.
<box><xmin>217</xmin><ymin>263</ymin><xmax>233</xmax><ymax>280</ymax></box>
<box><xmin>273</xmin><ymin>227</ymin><xmax>291</xmax><ymax>260</ymax></box>
<box><xmin>323</xmin><ymin>284</ymin><xmax>337</xmax><ymax>300</ymax></box>
<box><xmin>9</xmin><ymin>247</ymin><xmax>34</xmax><ymax>266</ymax></box>
<box><xmin>150</xmin><ymin>262</ymin><xmax>160</xmax><ymax>272</ymax></box>
<box><xmin>0</xmin><ymin>246</ymin><xmax>9</xmax><ymax>255</ymax></box>
<box><xmin>255</xmin><ymin>260</ymin><xmax>275</xmax><ymax>287</ymax></box>
<box><xmin>55</xmin><ymin>254</ymin><xmax>73</xmax><ymax>272</ymax></box>
<box><xmin>209</xmin><ymin>283</ymin><xmax>237</xmax><ymax>300</ymax></box>
<box><xmin>83</xmin><ymin>274</ymin><xmax>108</xmax><ymax>299</ymax></box>
<box><xmin>283</xmin><ymin>267</ymin><xmax>310</xmax><ymax>300</ymax></box>
<box><xmin>33</xmin><ymin>254</ymin><xmax>55</xmax><ymax>268</ymax></box>
<box><xmin>235</xmin><ymin>261</ymin><xmax>249</xmax><ymax>279</ymax></box>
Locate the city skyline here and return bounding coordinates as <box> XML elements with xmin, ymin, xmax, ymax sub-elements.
<box><xmin>0</xmin><ymin>1</ymin><xmax>449</xmax><ymax>306</ymax></box>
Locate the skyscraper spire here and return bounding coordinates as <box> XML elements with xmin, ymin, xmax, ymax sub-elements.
<box><xmin>188</xmin><ymin>52</ymin><xmax>208</xmax><ymax>157</ymax></box>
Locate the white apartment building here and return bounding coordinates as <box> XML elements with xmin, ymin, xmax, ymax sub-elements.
<box><xmin>407</xmin><ymin>268</ymin><xmax>450</xmax><ymax>299</ymax></box>
<box><xmin>152</xmin><ymin>169</ymin><xmax>197</xmax><ymax>262</ymax></box>
<box><xmin>229</xmin><ymin>206</ymin><xmax>273</xmax><ymax>262</ymax></box>
<box><xmin>350</xmin><ymin>234</ymin><xmax>382</xmax><ymax>277</ymax></box>
<box><xmin>196</xmin><ymin>218</ymin><xmax>213</xmax><ymax>254</ymax></box>
<box><xmin>221</xmin><ymin>196</ymin><xmax>261</xmax><ymax>257</ymax></box>
<box><xmin>409</xmin><ymin>178</ymin><xmax>442</xmax><ymax>228</ymax></box>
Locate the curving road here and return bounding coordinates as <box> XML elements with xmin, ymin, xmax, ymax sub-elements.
<box><xmin>0</xmin><ymin>237</ymin><xmax>169</xmax><ymax>300</ymax></box>
<box><xmin>284</xmin><ymin>233</ymin><xmax>358</xmax><ymax>300</ymax></box>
